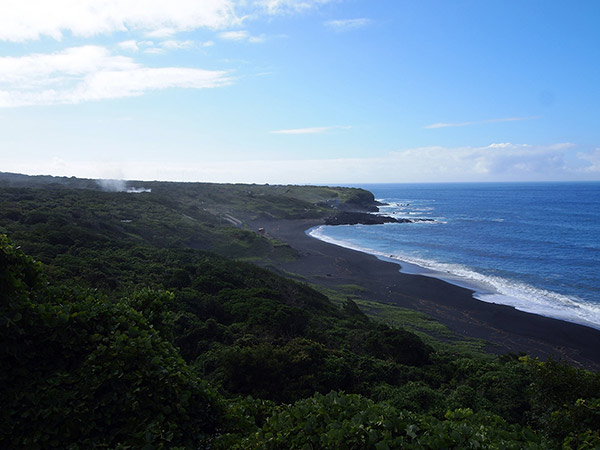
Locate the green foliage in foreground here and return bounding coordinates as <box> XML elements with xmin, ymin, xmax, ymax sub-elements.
<box><xmin>225</xmin><ymin>391</ymin><xmax>541</xmax><ymax>449</ymax></box>
<box><xmin>3</xmin><ymin>236</ymin><xmax>600</xmax><ymax>449</ymax></box>
<box><xmin>1</xmin><ymin>236</ymin><xmax>221</xmax><ymax>449</ymax></box>
<box><xmin>1</xmin><ymin>178</ymin><xmax>600</xmax><ymax>448</ymax></box>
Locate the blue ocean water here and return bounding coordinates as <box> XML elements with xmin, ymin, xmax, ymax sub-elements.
<box><xmin>309</xmin><ymin>182</ymin><xmax>600</xmax><ymax>330</ymax></box>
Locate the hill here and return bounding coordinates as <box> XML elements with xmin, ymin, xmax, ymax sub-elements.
<box><xmin>1</xmin><ymin>172</ymin><xmax>599</xmax><ymax>448</ymax></box>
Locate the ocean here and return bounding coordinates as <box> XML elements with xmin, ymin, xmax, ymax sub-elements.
<box><xmin>309</xmin><ymin>182</ymin><xmax>600</xmax><ymax>330</ymax></box>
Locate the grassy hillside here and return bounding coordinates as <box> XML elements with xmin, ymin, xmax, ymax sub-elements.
<box><xmin>0</xmin><ymin>175</ymin><xmax>373</xmax><ymax>263</ymax></box>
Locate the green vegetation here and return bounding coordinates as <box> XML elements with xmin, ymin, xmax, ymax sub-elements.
<box><xmin>1</xmin><ymin>175</ymin><xmax>599</xmax><ymax>448</ymax></box>
<box><xmin>323</xmin><ymin>287</ymin><xmax>489</xmax><ymax>355</ymax></box>
<box><xmin>1</xmin><ymin>235</ymin><xmax>220</xmax><ymax>449</ymax></box>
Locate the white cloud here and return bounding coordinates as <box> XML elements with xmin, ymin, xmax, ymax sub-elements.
<box><xmin>0</xmin><ymin>0</ymin><xmax>243</xmax><ymax>42</ymax></box>
<box><xmin>160</xmin><ymin>40</ymin><xmax>195</xmax><ymax>49</ymax></box>
<box><xmin>577</xmin><ymin>148</ymin><xmax>600</xmax><ymax>173</ymax></box>
<box><xmin>142</xmin><ymin>47</ymin><xmax>167</xmax><ymax>55</ymax></box>
<box><xmin>270</xmin><ymin>125</ymin><xmax>351</xmax><ymax>134</ymax></box>
<box><xmin>131</xmin><ymin>40</ymin><xmax>165</xmax><ymax>54</ymax></box>
<box><xmin>0</xmin><ymin>46</ymin><xmax>232</xmax><ymax>107</ymax></box>
<box><xmin>248</xmin><ymin>34</ymin><xmax>267</xmax><ymax>43</ymax></box>
<box><xmin>424</xmin><ymin>116</ymin><xmax>540</xmax><ymax>129</ymax></box>
<box><xmin>219</xmin><ymin>30</ymin><xmax>250</xmax><ymax>41</ymax></box>
<box><xmin>324</xmin><ymin>18</ymin><xmax>372</xmax><ymax>32</ymax></box>
<box><xmin>256</xmin><ymin>0</ymin><xmax>336</xmax><ymax>15</ymax></box>
<box><xmin>425</xmin><ymin>121</ymin><xmax>472</xmax><ymax>129</ymax></box>
<box><xmin>0</xmin><ymin>46</ymin><xmax>137</xmax><ymax>82</ymax></box>
<box><xmin>546</xmin><ymin>142</ymin><xmax>576</xmax><ymax>150</ymax></box>
<box><xmin>117</xmin><ymin>40</ymin><xmax>139</xmax><ymax>52</ymax></box>
<box><xmin>382</xmin><ymin>142</ymin><xmax>578</xmax><ymax>181</ymax></box>
<box><xmin>487</xmin><ymin>142</ymin><xmax>521</xmax><ymax>149</ymax></box>
<box><xmin>144</xmin><ymin>28</ymin><xmax>178</xmax><ymax>39</ymax></box>
<box><xmin>0</xmin><ymin>0</ymin><xmax>337</xmax><ymax>42</ymax></box>
<box><xmin>218</xmin><ymin>30</ymin><xmax>265</xmax><ymax>43</ymax></box>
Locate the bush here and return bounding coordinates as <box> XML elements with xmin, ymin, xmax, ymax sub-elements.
<box><xmin>0</xmin><ymin>236</ymin><xmax>223</xmax><ymax>449</ymax></box>
<box><xmin>228</xmin><ymin>391</ymin><xmax>542</xmax><ymax>449</ymax></box>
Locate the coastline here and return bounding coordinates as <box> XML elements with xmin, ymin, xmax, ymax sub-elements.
<box><xmin>308</xmin><ymin>224</ymin><xmax>600</xmax><ymax>332</ymax></box>
<box><xmin>251</xmin><ymin>217</ymin><xmax>600</xmax><ymax>371</ymax></box>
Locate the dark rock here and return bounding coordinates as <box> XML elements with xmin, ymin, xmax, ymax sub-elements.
<box><xmin>324</xmin><ymin>212</ymin><xmax>436</xmax><ymax>226</ymax></box>
<box><xmin>324</xmin><ymin>212</ymin><xmax>399</xmax><ymax>225</ymax></box>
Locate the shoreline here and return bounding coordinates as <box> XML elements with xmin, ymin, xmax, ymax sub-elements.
<box><xmin>308</xmin><ymin>224</ymin><xmax>600</xmax><ymax>332</ymax></box>
<box><xmin>250</xmin><ymin>217</ymin><xmax>600</xmax><ymax>371</ymax></box>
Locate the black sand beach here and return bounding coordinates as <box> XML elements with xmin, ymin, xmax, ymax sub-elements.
<box><xmin>252</xmin><ymin>217</ymin><xmax>600</xmax><ymax>371</ymax></box>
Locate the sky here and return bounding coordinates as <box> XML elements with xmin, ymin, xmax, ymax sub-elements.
<box><xmin>1</xmin><ymin>0</ymin><xmax>599</xmax><ymax>184</ymax></box>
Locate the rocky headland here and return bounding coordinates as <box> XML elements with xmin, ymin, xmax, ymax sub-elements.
<box><xmin>324</xmin><ymin>211</ymin><xmax>435</xmax><ymax>226</ymax></box>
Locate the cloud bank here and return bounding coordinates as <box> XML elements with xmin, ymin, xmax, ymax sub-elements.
<box><xmin>0</xmin><ymin>0</ymin><xmax>238</xmax><ymax>42</ymax></box>
<box><xmin>0</xmin><ymin>0</ymin><xmax>336</xmax><ymax>42</ymax></box>
<box><xmin>0</xmin><ymin>1</ymin><xmax>336</xmax><ymax>106</ymax></box>
<box><xmin>0</xmin><ymin>46</ymin><xmax>232</xmax><ymax>107</ymax></box>
<box><xmin>3</xmin><ymin>143</ymin><xmax>597</xmax><ymax>184</ymax></box>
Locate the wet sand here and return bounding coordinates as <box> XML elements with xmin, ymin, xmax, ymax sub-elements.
<box><xmin>253</xmin><ymin>218</ymin><xmax>600</xmax><ymax>371</ymax></box>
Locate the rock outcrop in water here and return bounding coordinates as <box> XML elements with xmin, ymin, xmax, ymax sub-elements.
<box><xmin>324</xmin><ymin>211</ymin><xmax>435</xmax><ymax>226</ymax></box>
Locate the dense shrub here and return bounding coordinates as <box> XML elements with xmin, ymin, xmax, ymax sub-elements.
<box><xmin>0</xmin><ymin>236</ymin><xmax>222</xmax><ymax>449</ymax></box>
<box><xmin>226</xmin><ymin>391</ymin><xmax>542</xmax><ymax>450</ymax></box>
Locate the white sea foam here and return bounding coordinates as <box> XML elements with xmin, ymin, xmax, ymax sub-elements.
<box><xmin>377</xmin><ymin>199</ymin><xmax>437</xmax><ymax>224</ymax></box>
<box><xmin>307</xmin><ymin>225</ymin><xmax>600</xmax><ymax>330</ymax></box>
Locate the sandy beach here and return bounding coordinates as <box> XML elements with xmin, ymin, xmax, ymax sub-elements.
<box><xmin>251</xmin><ymin>217</ymin><xmax>600</xmax><ymax>371</ymax></box>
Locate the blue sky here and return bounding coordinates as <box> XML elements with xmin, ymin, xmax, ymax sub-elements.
<box><xmin>1</xmin><ymin>0</ymin><xmax>599</xmax><ymax>183</ymax></box>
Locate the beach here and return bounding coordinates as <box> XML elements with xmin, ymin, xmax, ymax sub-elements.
<box><xmin>252</xmin><ymin>217</ymin><xmax>600</xmax><ymax>371</ymax></box>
